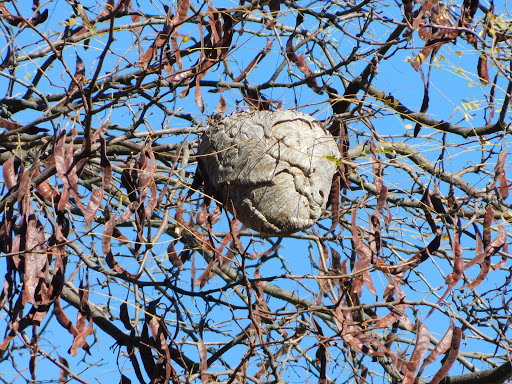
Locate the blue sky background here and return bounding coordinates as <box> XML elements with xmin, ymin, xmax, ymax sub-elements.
<box><xmin>1</xmin><ymin>0</ymin><xmax>511</xmax><ymax>383</ymax></box>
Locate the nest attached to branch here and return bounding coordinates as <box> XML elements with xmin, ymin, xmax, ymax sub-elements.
<box><xmin>198</xmin><ymin>110</ymin><xmax>340</xmax><ymax>235</ymax></box>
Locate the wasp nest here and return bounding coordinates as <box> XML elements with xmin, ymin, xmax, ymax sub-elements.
<box><xmin>198</xmin><ymin>110</ymin><xmax>340</xmax><ymax>235</ymax></box>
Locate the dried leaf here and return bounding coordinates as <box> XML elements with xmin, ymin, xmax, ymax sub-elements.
<box><xmin>98</xmin><ymin>0</ymin><xmax>115</xmax><ymax>18</ymax></box>
<box><xmin>58</xmin><ymin>356</ymin><xmax>69</xmax><ymax>384</ymax></box>
<box><xmin>495</xmin><ymin>146</ymin><xmax>509</xmax><ymax>198</ymax></box>
<box><xmin>214</xmin><ymin>95</ymin><xmax>227</xmax><ymax>117</ymax></box>
<box><xmin>327</xmin><ymin>171</ymin><xmax>341</xmax><ymax>234</ymax></box>
<box><xmin>492</xmin><ymin>241</ymin><xmax>508</xmax><ymax>271</ymax></box>
<box><xmin>429</xmin><ymin>223</ymin><xmax>463</xmax><ymax>316</ymax></box>
<box><xmin>430</xmin><ymin>327</ymin><xmax>462</xmax><ymax>384</ymax></box>
<box><xmin>232</xmin><ymin>39</ymin><xmax>273</xmax><ymax>84</ymax></box>
<box><xmin>22</xmin><ymin>201</ymin><xmax>48</xmax><ymax>306</ymax></box>
<box><xmin>139</xmin><ymin>323</ymin><xmax>156</xmax><ymax>377</ymax></box>
<box><xmin>286</xmin><ymin>35</ymin><xmax>321</xmax><ymax>93</ymax></box>
<box><xmin>316</xmin><ymin>341</ymin><xmax>327</xmax><ymax>384</ymax></box>
<box><xmin>403</xmin><ymin>322</ymin><xmax>430</xmax><ymax>384</ymax></box>
<box><xmin>103</xmin><ymin>215</ymin><xmax>137</xmax><ymax>278</ymax></box>
<box><xmin>69</xmin><ymin>274</ymin><xmax>94</xmax><ymax>356</ymax></box>
<box><xmin>351</xmin><ymin>204</ymin><xmax>376</xmax><ymax>296</ymax></box>
<box><xmin>33</xmin><ymin>167</ymin><xmax>58</xmax><ymax>202</ymax></box>
<box><xmin>477</xmin><ymin>54</ymin><xmax>489</xmax><ymax>84</ymax></box>
<box><xmin>145</xmin><ymin>300</ymin><xmax>175</xmax><ymax>381</ymax></box>
<box><xmin>3</xmin><ymin>156</ymin><xmax>17</xmax><ymax>190</ymax></box>
<box><xmin>195</xmin><ymin>84</ymin><xmax>204</xmax><ymax>112</ymax></box>
<box><xmin>0</xmin><ymin>306</ymin><xmax>47</xmax><ymax>350</ymax></box>
<box><xmin>402</xmin><ymin>227</ymin><xmax>443</xmax><ymax>272</ymax></box>
<box><xmin>416</xmin><ymin>323</ymin><xmax>454</xmax><ymax>380</ymax></box>
<box><xmin>198</xmin><ymin>339</ymin><xmax>208</xmax><ymax>383</ymax></box>
<box><xmin>403</xmin><ymin>0</ymin><xmax>413</xmax><ymax>23</ymax></box>
<box><xmin>421</xmin><ymin>188</ymin><xmax>437</xmax><ymax>233</ymax></box>
<box><xmin>69</xmin><ymin>316</ymin><xmax>93</xmax><ymax>356</ymax></box>
<box><xmin>100</xmin><ymin>136</ymin><xmax>113</xmax><ymax>189</ymax></box>
<box><xmin>463</xmin><ymin>219</ymin><xmax>506</xmax><ymax>289</ymax></box>
<box><xmin>68</xmin><ymin>55</ymin><xmax>86</xmax><ymax>95</ymax></box>
<box><xmin>120</xmin><ymin>302</ymin><xmax>133</xmax><ymax>330</ymax></box>
<box><xmin>84</xmin><ymin>188</ymin><xmax>103</xmax><ymax>228</ymax></box>
<box><xmin>0</xmin><ymin>3</ymin><xmax>23</xmax><ymax>26</ymax></box>
<box><xmin>141</xmin><ymin>0</ymin><xmax>189</xmax><ymax>65</ymax></box>
<box><xmin>167</xmin><ymin>241</ymin><xmax>184</xmax><ymax>270</ymax></box>
<box><xmin>54</xmin><ymin>298</ymin><xmax>80</xmax><ymax>345</ymax></box>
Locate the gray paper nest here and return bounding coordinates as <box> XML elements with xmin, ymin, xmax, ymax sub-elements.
<box><xmin>198</xmin><ymin>110</ymin><xmax>340</xmax><ymax>235</ymax></box>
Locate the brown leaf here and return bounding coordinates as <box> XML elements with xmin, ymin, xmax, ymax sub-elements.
<box><xmin>3</xmin><ymin>156</ymin><xmax>17</xmax><ymax>190</ymax></box>
<box><xmin>54</xmin><ymin>130</ymin><xmax>86</xmax><ymax>212</ymax></box>
<box><xmin>492</xmin><ymin>242</ymin><xmax>508</xmax><ymax>271</ymax></box>
<box><xmin>143</xmin><ymin>145</ymin><xmax>157</xmax><ymax>220</ymax></box>
<box><xmin>98</xmin><ymin>0</ymin><xmax>115</xmax><ymax>18</ymax></box>
<box><xmin>58</xmin><ymin>356</ymin><xmax>70</xmax><ymax>384</ymax></box>
<box><xmin>463</xmin><ymin>219</ymin><xmax>506</xmax><ymax>289</ymax></box>
<box><xmin>477</xmin><ymin>54</ymin><xmax>489</xmax><ymax>84</ymax></box>
<box><xmin>33</xmin><ymin>167</ymin><xmax>58</xmax><ymax>202</ymax></box>
<box><xmin>103</xmin><ymin>216</ymin><xmax>138</xmax><ymax>278</ymax></box>
<box><xmin>145</xmin><ymin>300</ymin><xmax>176</xmax><ymax>381</ymax></box>
<box><xmin>54</xmin><ymin>298</ymin><xmax>77</xmax><ymax>337</ymax></box>
<box><xmin>0</xmin><ymin>3</ymin><xmax>23</xmax><ymax>27</ymax></box>
<box><xmin>85</xmin><ymin>188</ymin><xmax>104</xmax><ymax>228</ymax></box>
<box><xmin>496</xmin><ymin>146</ymin><xmax>509</xmax><ymax>198</ymax></box>
<box><xmin>100</xmin><ymin>136</ymin><xmax>113</xmax><ymax>189</ymax></box>
<box><xmin>403</xmin><ymin>0</ymin><xmax>413</xmax><ymax>23</ymax></box>
<box><xmin>54</xmin><ymin>298</ymin><xmax>91</xmax><ymax>354</ymax></box>
<box><xmin>429</xmin><ymin>223</ymin><xmax>463</xmax><ymax>316</ymax></box>
<box><xmin>167</xmin><ymin>241</ymin><xmax>184</xmax><ymax>270</ymax></box>
<box><xmin>198</xmin><ymin>339</ymin><xmax>208</xmax><ymax>383</ymax></box>
<box><xmin>120</xmin><ymin>302</ymin><xmax>133</xmax><ymax>330</ymax></box>
<box><xmin>421</xmin><ymin>188</ymin><xmax>437</xmax><ymax>233</ymax></box>
<box><xmin>0</xmin><ymin>306</ymin><xmax>48</xmax><ymax>350</ymax></box>
<box><xmin>233</xmin><ymin>39</ymin><xmax>273</xmax><ymax>83</ymax></box>
<box><xmin>54</xmin><ymin>132</ymin><xmax>70</xmax><ymax>211</ymax></box>
<box><xmin>268</xmin><ymin>0</ymin><xmax>280</xmax><ymax>17</ymax></box>
<box><xmin>351</xmin><ymin>204</ymin><xmax>375</xmax><ymax>296</ymax></box>
<box><xmin>316</xmin><ymin>341</ymin><xmax>327</xmax><ymax>384</ymax></box>
<box><xmin>207</xmin><ymin>3</ymin><xmax>222</xmax><ymax>45</ymax></box>
<box><xmin>403</xmin><ymin>322</ymin><xmax>430</xmax><ymax>384</ymax></box>
<box><xmin>142</xmin><ymin>0</ymin><xmax>189</xmax><ymax>65</ymax></box>
<box><xmin>128</xmin><ymin>1</ymin><xmax>141</xmax><ymax>31</ymax></box>
<box><xmin>69</xmin><ymin>316</ymin><xmax>93</xmax><ymax>356</ymax></box>
<box><xmin>0</xmin><ymin>116</ymin><xmax>22</xmax><ymax>131</ymax></box>
<box><xmin>286</xmin><ymin>35</ymin><xmax>321</xmax><ymax>93</ymax></box>
<box><xmin>22</xmin><ymin>202</ymin><xmax>48</xmax><ymax>306</ymax></box>
<box><xmin>70</xmin><ymin>273</ymin><xmax>94</xmax><ymax>356</ymax></box>
<box><xmin>172</xmin><ymin>0</ymin><xmax>190</xmax><ymax>33</ymax></box>
<box><xmin>67</xmin><ymin>55</ymin><xmax>87</xmax><ymax>95</ymax></box>
<box><xmin>483</xmin><ymin>205</ymin><xmax>494</xmax><ymax>247</ymax></box>
<box><xmin>214</xmin><ymin>95</ymin><xmax>227</xmax><ymax>116</ymax></box>
<box><xmin>195</xmin><ymin>84</ymin><xmax>204</xmax><ymax>112</ymax></box>
<box><xmin>416</xmin><ymin>323</ymin><xmax>454</xmax><ymax>380</ymax></box>
<box><xmin>327</xmin><ymin>171</ymin><xmax>341</xmax><ymax>234</ymax></box>
<box><xmin>430</xmin><ymin>327</ymin><xmax>462</xmax><ymax>384</ymax></box>
<box><xmin>139</xmin><ymin>323</ymin><xmax>156</xmax><ymax>377</ymax></box>
<box><xmin>431</xmin><ymin>187</ymin><xmax>449</xmax><ymax>220</ymax></box>
<box><xmin>402</xmin><ymin>227</ymin><xmax>443</xmax><ymax>273</ymax></box>
<box><xmin>208</xmin><ymin>206</ymin><xmax>221</xmax><ymax>226</ymax></box>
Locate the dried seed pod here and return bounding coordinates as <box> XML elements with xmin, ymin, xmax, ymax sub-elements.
<box><xmin>198</xmin><ymin>110</ymin><xmax>340</xmax><ymax>234</ymax></box>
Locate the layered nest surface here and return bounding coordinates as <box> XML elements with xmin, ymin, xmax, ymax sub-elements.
<box><xmin>198</xmin><ymin>110</ymin><xmax>340</xmax><ymax>235</ymax></box>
